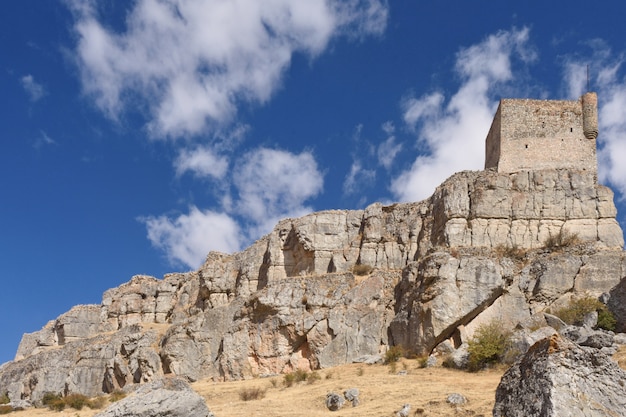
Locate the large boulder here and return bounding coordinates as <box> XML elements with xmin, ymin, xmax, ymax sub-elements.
<box><xmin>493</xmin><ymin>334</ymin><xmax>626</xmax><ymax>416</ymax></box>
<box><xmin>94</xmin><ymin>377</ymin><xmax>213</xmax><ymax>417</ymax></box>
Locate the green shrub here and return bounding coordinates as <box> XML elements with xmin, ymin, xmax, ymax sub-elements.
<box><xmin>64</xmin><ymin>393</ymin><xmax>90</xmax><ymax>410</ymax></box>
<box><xmin>282</xmin><ymin>369</ymin><xmax>310</xmax><ymax>387</ymax></box>
<box><xmin>384</xmin><ymin>345</ymin><xmax>405</xmax><ymax>364</ymax></box>
<box><xmin>0</xmin><ymin>405</ymin><xmax>11</xmax><ymax>415</ymax></box>
<box><xmin>352</xmin><ymin>264</ymin><xmax>373</xmax><ymax>276</ymax></box>
<box><xmin>41</xmin><ymin>392</ymin><xmax>61</xmax><ymax>405</ymax></box>
<box><xmin>293</xmin><ymin>369</ymin><xmax>309</xmax><ymax>382</ymax></box>
<box><xmin>41</xmin><ymin>392</ymin><xmax>107</xmax><ymax>411</ymax></box>
<box><xmin>238</xmin><ymin>387</ymin><xmax>266</xmax><ymax>401</ymax></box>
<box><xmin>552</xmin><ymin>296</ymin><xmax>616</xmax><ymax>331</ymax></box>
<box><xmin>467</xmin><ymin>322</ymin><xmax>511</xmax><ymax>371</ymax></box>
<box><xmin>598</xmin><ymin>309</ymin><xmax>617</xmax><ymax>332</ymax></box>
<box><xmin>0</xmin><ymin>393</ymin><xmax>8</xmax><ymax>405</ymax></box>
<box><xmin>283</xmin><ymin>372</ymin><xmax>296</xmax><ymax>387</ymax></box>
<box><xmin>42</xmin><ymin>392</ymin><xmax>65</xmax><ymax>411</ymax></box>
<box><xmin>441</xmin><ymin>355</ymin><xmax>456</xmax><ymax>369</ymax></box>
<box><xmin>417</xmin><ymin>356</ymin><xmax>429</xmax><ymax>369</ymax></box>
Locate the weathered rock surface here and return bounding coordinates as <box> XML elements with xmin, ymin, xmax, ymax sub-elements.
<box><xmin>325</xmin><ymin>392</ymin><xmax>345</xmax><ymax>411</ymax></box>
<box><xmin>94</xmin><ymin>377</ymin><xmax>213</xmax><ymax>417</ymax></box>
<box><xmin>396</xmin><ymin>403</ymin><xmax>411</xmax><ymax>417</ymax></box>
<box><xmin>493</xmin><ymin>334</ymin><xmax>626</xmax><ymax>417</ymax></box>
<box><xmin>344</xmin><ymin>388</ymin><xmax>360</xmax><ymax>407</ymax></box>
<box><xmin>1</xmin><ymin>168</ymin><xmax>625</xmax><ymax>401</ymax></box>
<box><xmin>447</xmin><ymin>393</ymin><xmax>467</xmax><ymax>405</ymax></box>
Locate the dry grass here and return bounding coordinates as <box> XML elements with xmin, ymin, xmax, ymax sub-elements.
<box><xmin>8</xmin><ymin>352</ymin><xmax>626</xmax><ymax>417</ymax></box>
<box><xmin>613</xmin><ymin>345</ymin><xmax>626</xmax><ymax>370</ymax></box>
<box><xmin>6</xmin><ymin>408</ymin><xmax>100</xmax><ymax>416</ymax></box>
<box><xmin>193</xmin><ymin>360</ymin><xmax>504</xmax><ymax>417</ymax></box>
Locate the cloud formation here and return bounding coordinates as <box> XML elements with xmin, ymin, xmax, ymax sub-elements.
<box><xmin>233</xmin><ymin>148</ymin><xmax>324</xmax><ymax>236</ymax></box>
<box><xmin>143</xmin><ymin>208</ymin><xmax>242</xmax><ymax>268</ymax></box>
<box><xmin>67</xmin><ymin>0</ymin><xmax>388</xmax><ymax>138</ymax></box>
<box><xmin>144</xmin><ymin>147</ymin><xmax>323</xmax><ymax>267</ymax></box>
<box><xmin>377</xmin><ymin>122</ymin><xmax>402</xmax><ymax>170</ymax></box>
<box><xmin>33</xmin><ymin>130</ymin><xmax>57</xmax><ymax>149</ymax></box>
<box><xmin>174</xmin><ymin>146</ymin><xmax>229</xmax><ymax>180</ymax></box>
<box><xmin>343</xmin><ymin>161</ymin><xmax>376</xmax><ymax>195</ymax></box>
<box><xmin>562</xmin><ymin>43</ymin><xmax>626</xmax><ymax>198</ymax></box>
<box><xmin>21</xmin><ymin>75</ymin><xmax>45</xmax><ymax>102</ymax></box>
<box><xmin>65</xmin><ymin>0</ymin><xmax>387</xmax><ymax>268</ymax></box>
<box><xmin>391</xmin><ymin>27</ymin><xmax>536</xmax><ymax>202</ymax></box>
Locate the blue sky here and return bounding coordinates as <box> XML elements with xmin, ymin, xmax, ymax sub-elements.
<box><xmin>2</xmin><ymin>0</ymin><xmax>626</xmax><ymax>365</ymax></box>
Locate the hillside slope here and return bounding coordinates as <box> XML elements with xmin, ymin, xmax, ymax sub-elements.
<box><xmin>1</xmin><ymin>168</ymin><xmax>624</xmax><ymax>403</ymax></box>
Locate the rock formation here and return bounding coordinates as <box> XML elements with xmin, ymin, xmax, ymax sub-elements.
<box><xmin>0</xmin><ymin>168</ymin><xmax>624</xmax><ymax>402</ymax></box>
<box><xmin>94</xmin><ymin>377</ymin><xmax>214</xmax><ymax>417</ymax></box>
<box><xmin>493</xmin><ymin>334</ymin><xmax>626</xmax><ymax>416</ymax></box>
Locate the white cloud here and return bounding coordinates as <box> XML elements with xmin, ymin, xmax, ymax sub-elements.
<box><xmin>20</xmin><ymin>75</ymin><xmax>45</xmax><ymax>102</ymax></box>
<box><xmin>402</xmin><ymin>92</ymin><xmax>444</xmax><ymax>128</ymax></box>
<box><xmin>174</xmin><ymin>146</ymin><xmax>229</xmax><ymax>180</ymax></box>
<box><xmin>144</xmin><ymin>147</ymin><xmax>324</xmax><ymax>269</ymax></box>
<box><xmin>234</xmin><ymin>147</ymin><xmax>324</xmax><ymax>235</ymax></box>
<box><xmin>563</xmin><ymin>61</ymin><xmax>588</xmax><ymax>98</ymax></box>
<box><xmin>561</xmin><ymin>43</ymin><xmax>626</xmax><ymax>198</ymax></box>
<box><xmin>64</xmin><ymin>0</ymin><xmax>385</xmax><ymax>268</ymax></box>
<box><xmin>33</xmin><ymin>130</ymin><xmax>57</xmax><ymax>149</ymax></box>
<box><xmin>391</xmin><ymin>27</ymin><xmax>534</xmax><ymax>202</ymax></box>
<box><xmin>381</xmin><ymin>120</ymin><xmax>395</xmax><ymax>135</ymax></box>
<box><xmin>343</xmin><ymin>161</ymin><xmax>376</xmax><ymax>194</ymax></box>
<box><xmin>67</xmin><ymin>0</ymin><xmax>389</xmax><ymax>138</ymax></box>
<box><xmin>143</xmin><ymin>207</ymin><xmax>241</xmax><ymax>268</ymax></box>
<box><xmin>377</xmin><ymin>121</ymin><xmax>402</xmax><ymax>170</ymax></box>
<box><xmin>332</xmin><ymin>0</ymin><xmax>388</xmax><ymax>39</ymax></box>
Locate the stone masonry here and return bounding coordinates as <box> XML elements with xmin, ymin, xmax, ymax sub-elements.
<box><xmin>485</xmin><ymin>92</ymin><xmax>598</xmax><ymax>176</ymax></box>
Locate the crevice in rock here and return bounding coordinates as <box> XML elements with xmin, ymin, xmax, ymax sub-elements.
<box><xmin>257</xmin><ymin>248</ymin><xmax>270</xmax><ymax>290</ymax></box>
<box><xmin>282</xmin><ymin>227</ymin><xmax>314</xmax><ymax>277</ymax></box>
<box><xmin>429</xmin><ymin>286</ymin><xmax>504</xmax><ymax>354</ymax></box>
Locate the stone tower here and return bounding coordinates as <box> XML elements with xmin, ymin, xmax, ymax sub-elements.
<box><xmin>484</xmin><ymin>92</ymin><xmax>598</xmax><ymax>176</ymax></box>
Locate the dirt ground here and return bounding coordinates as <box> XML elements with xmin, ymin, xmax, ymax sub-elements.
<box><xmin>194</xmin><ymin>361</ymin><xmax>504</xmax><ymax>417</ymax></box>
<box><xmin>8</xmin><ymin>360</ymin><xmax>504</xmax><ymax>417</ymax></box>
<box><xmin>9</xmin><ymin>347</ymin><xmax>626</xmax><ymax>417</ymax></box>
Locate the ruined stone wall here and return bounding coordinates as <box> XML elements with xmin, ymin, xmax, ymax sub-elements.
<box><xmin>485</xmin><ymin>95</ymin><xmax>597</xmax><ymax>176</ymax></box>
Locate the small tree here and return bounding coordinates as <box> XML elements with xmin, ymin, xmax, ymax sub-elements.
<box><xmin>467</xmin><ymin>322</ymin><xmax>511</xmax><ymax>371</ymax></box>
<box><xmin>552</xmin><ymin>296</ymin><xmax>616</xmax><ymax>331</ymax></box>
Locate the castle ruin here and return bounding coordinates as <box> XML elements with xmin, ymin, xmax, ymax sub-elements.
<box><xmin>485</xmin><ymin>92</ymin><xmax>598</xmax><ymax>175</ymax></box>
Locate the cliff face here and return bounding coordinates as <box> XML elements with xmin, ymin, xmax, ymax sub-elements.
<box><xmin>1</xmin><ymin>168</ymin><xmax>624</xmax><ymax>402</ymax></box>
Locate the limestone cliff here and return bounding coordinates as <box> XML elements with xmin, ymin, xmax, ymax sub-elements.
<box><xmin>1</xmin><ymin>168</ymin><xmax>624</xmax><ymax>402</ymax></box>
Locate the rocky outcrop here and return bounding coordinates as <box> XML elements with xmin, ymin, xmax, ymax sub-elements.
<box><xmin>391</xmin><ymin>243</ymin><xmax>626</xmax><ymax>355</ymax></box>
<box><xmin>3</xmin><ymin>324</ymin><xmax>164</xmax><ymax>402</ymax></box>
<box><xmin>159</xmin><ymin>271</ymin><xmax>396</xmax><ymax>381</ymax></box>
<box><xmin>1</xmin><ymin>168</ymin><xmax>624</xmax><ymax>401</ymax></box>
<box><xmin>493</xmin><ymin>334</ymin><xmax>626</xmax><ymax>416</ymax></box>
<box><xmin>94</xmin><ymin>377</ymin><xmax>213</xmax><ymax>417</ymax></box>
